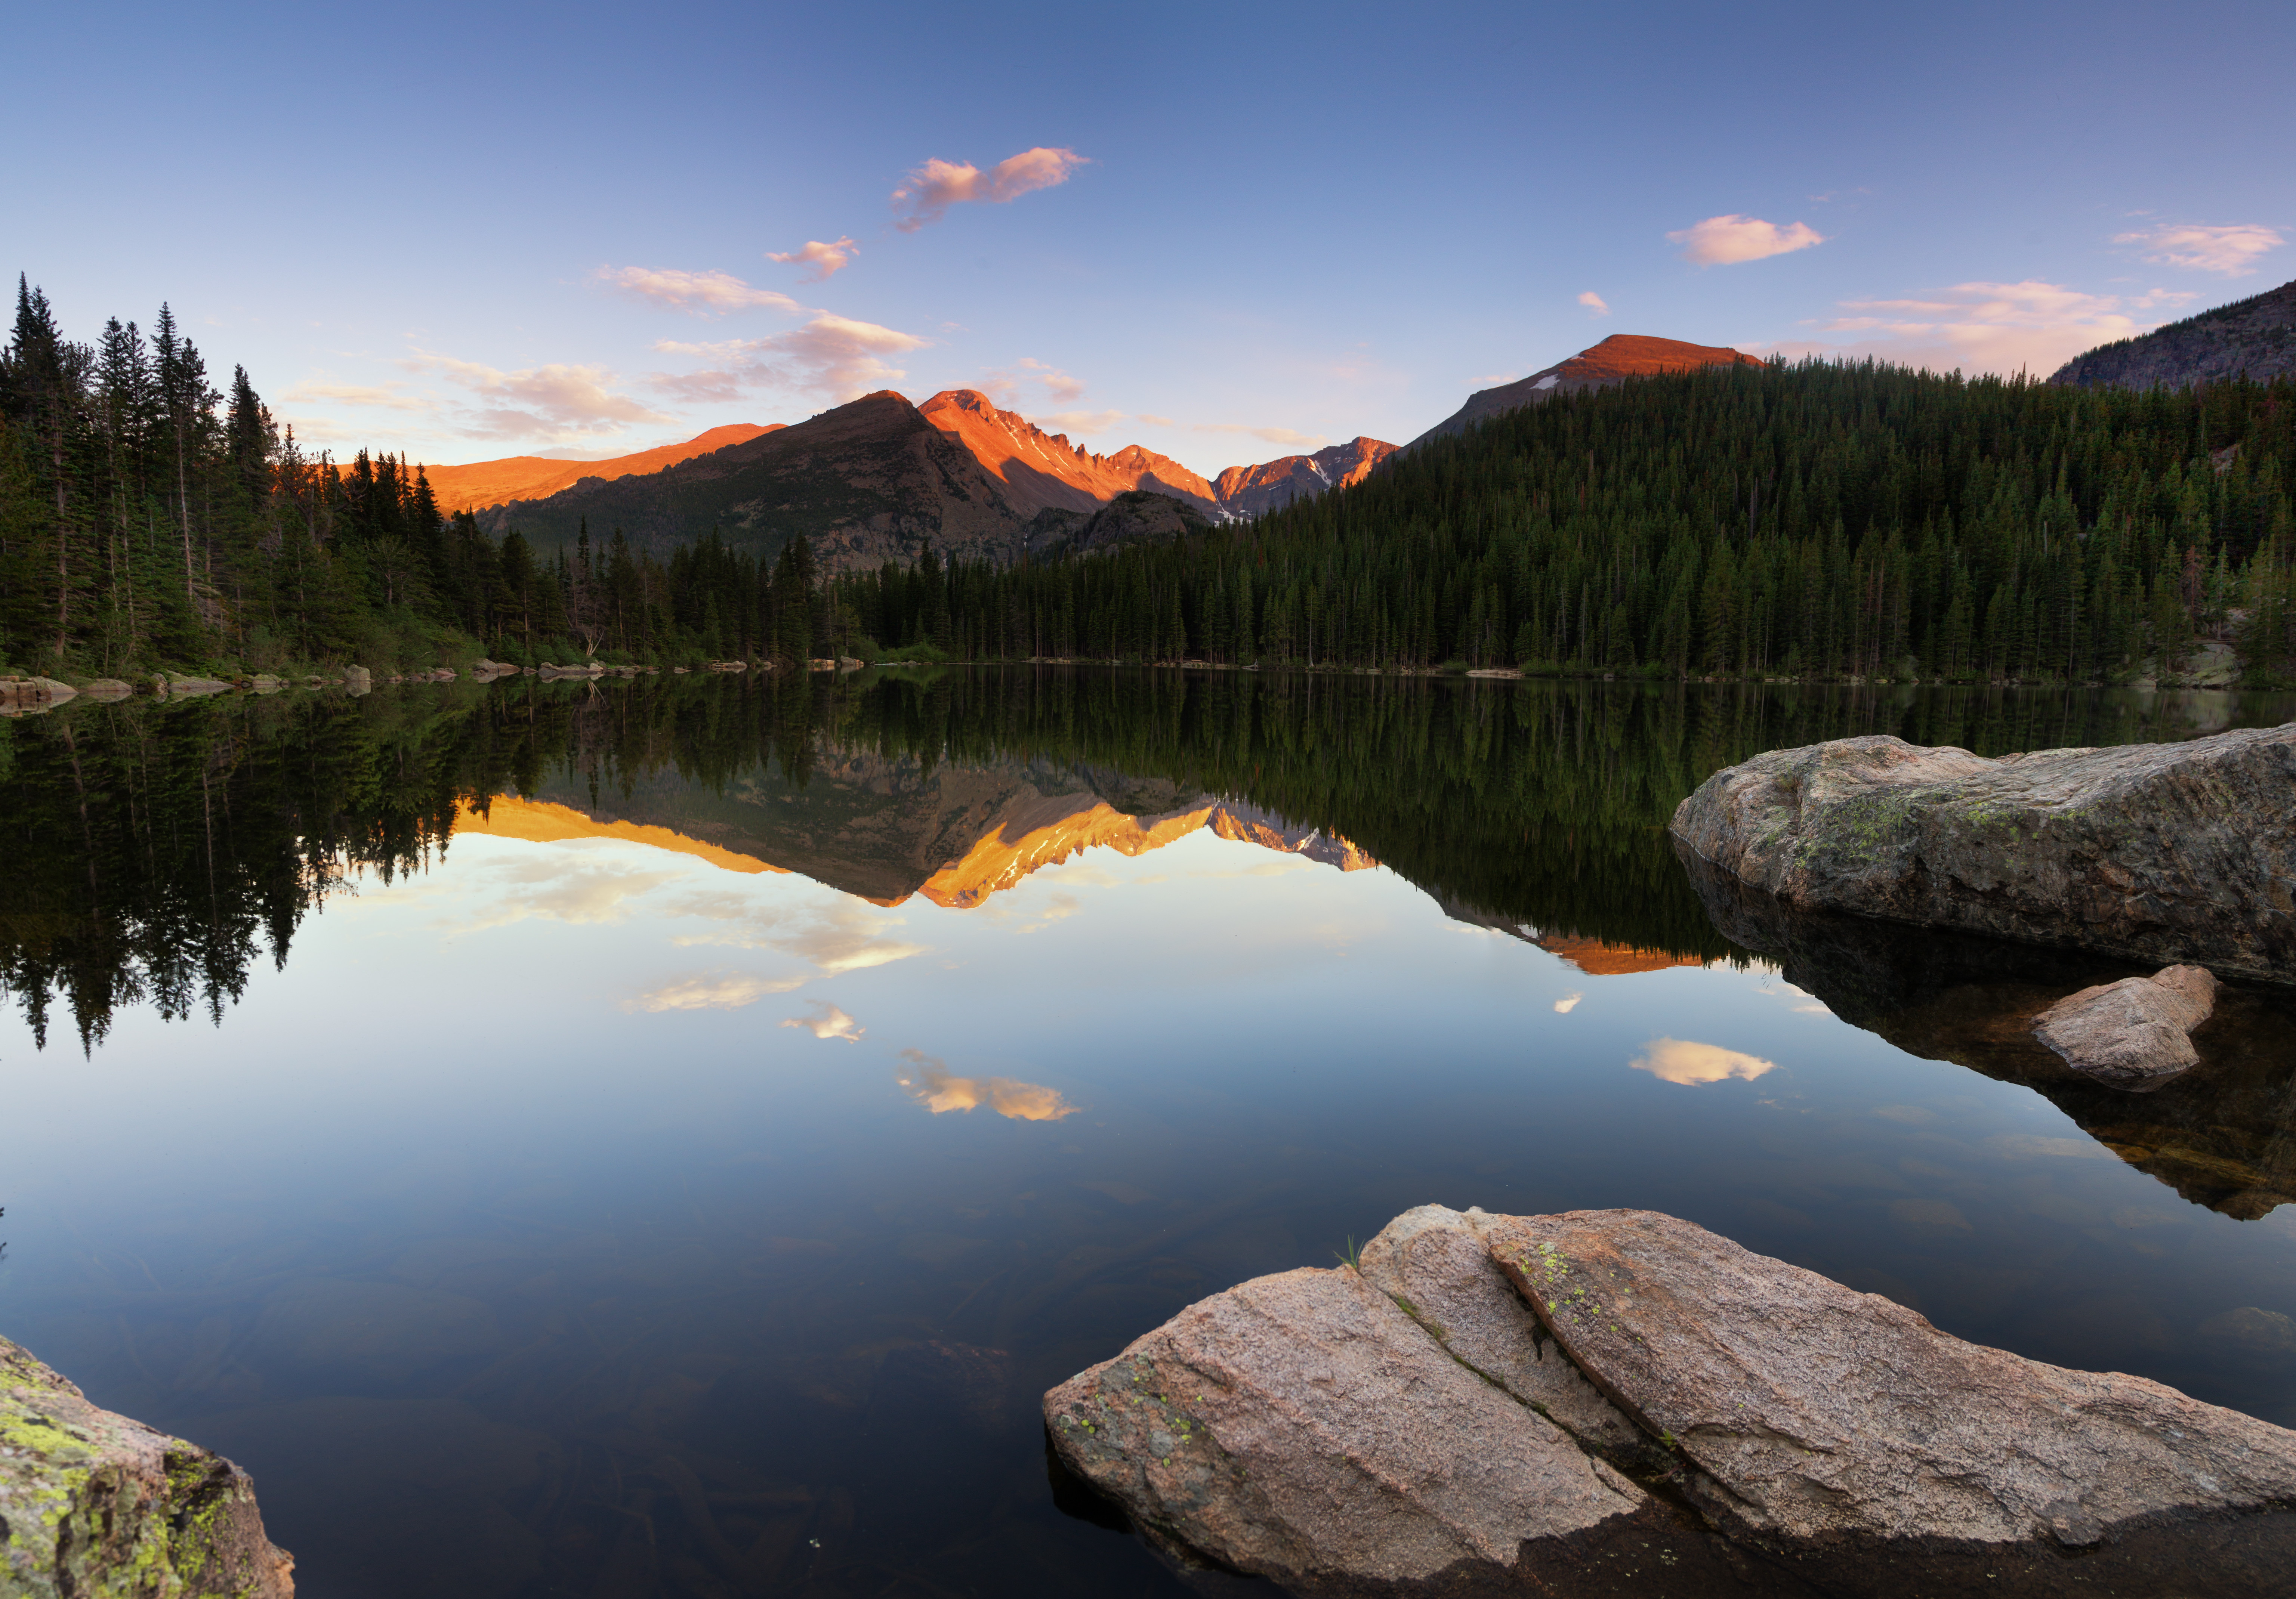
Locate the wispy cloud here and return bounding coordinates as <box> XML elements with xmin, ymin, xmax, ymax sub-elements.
<box><xmin>666</xmin><ymin>891</ymin><xmax>930</xmax><ymax>973</ymax></box>
<box><xmin>1577</xmin><ymin>291</ymin><xmax>1611</xmax><ymax>316</ymax></box>
<box><xmin>1785</xmin><ymin>279</ymin><xmax>2196</xmax><ymax>376</ymax></box>
<box><xmin>891</xmin><ymin>147</ymin><xmax>1091</xmax><ymax>232</ymax></box>
<box><xmin>896</xmin><ymin>1048</ymin><xmax>1079</xmax><ymax>1120</ymax></box>
<box><xmin>1553</xmin><ymin>991</ymin><xmax>1584</xmax><ymax>1014</ymax></box>
<box><xmin>1189</xmin><ymin>422</ymin><xmax>1329</xmax><ymax>448</ymax></box>
<box><xmin>1037</xmin><ymin>408</ymin><xmax>1128</xmax><ymax>436</ymax></box>
<box><xmin>598</xmin><ymin>266</ymin><xmax>802</xmax><ymax>315</ymax></box>
<box><xmin>652</xmin><ymin>313</ymin><xmax>930</xmax><ymax>402</ymax></box>
<box><xmin>2113</xmin><ymin>222</ymin><xmax>2284</xmax><ymax>277</ymax></box>
<box><xmin>1668</xmin><ymin>214</ymin><xmax>1826</xmax><ymax>267</ymax></box>
<box><xmin>450</xmin><ymin>857</ymin><xmax>681</xmax><ymax>933</ymax></box>
<box><xmin>280</xmin><ymin>379</ymin><xmax>430</xmax><ymax>411</ymax></box>
<box><xmin>1628</xmin><ymin>1038</ymin><xmax>1778</xmax><ymax>1086</ymax></box>
<box><xmin>767</xmin><ymin>238</ymin><xmax>860</xmax><ymax>283</ymax></box>
<box><xmin>402</xmin><ymin>350</ymin><xmax>677</xmax><ymax>441</ymax></box>
<box><xmin>781</xmin><ymin>1002</ymin><xmax>864</xmax><ymax>1041</ymax></box>
<box><xmin>626</xmin><ymin>972</ymin><xmax>807</xmax><ymax>1012</ymax></box>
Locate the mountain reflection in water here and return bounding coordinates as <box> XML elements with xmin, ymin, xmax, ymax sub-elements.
<box><xmin>1</xmin><ymin>667</ymin><xmax>2293</xmax><ymax>1599</ymax></box>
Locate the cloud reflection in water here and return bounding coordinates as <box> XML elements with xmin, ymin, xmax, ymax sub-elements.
<box><xmin>1629</xmin><ymin>1037</ymin><xmax>1780</xmax><ymax>1086</ymax></box>
<box><xmin>897</xmin><ymin>1049</ymin><xmax>1078</xmax><ymax>1121</ymax></box>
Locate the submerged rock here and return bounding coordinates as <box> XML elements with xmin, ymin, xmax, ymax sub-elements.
<box><xmin>1047</xmin><ymin>1206</ymin><xmax>2296</xmax><ymax>1596</ymax></box>
<box><xmin>1667</xmin><ymin>726</ymin><xmax>2296</xmax><ymax>979</ymax></box>
<box><xmin>2034</xmin><ymin>964</ymin><xmax>2218</xmax><ymax>1085</ymax></box>
<box><xmin>1</xmin><ymin>1333</ymin><xmax>294</xmax><ymax>1597</ymax></box>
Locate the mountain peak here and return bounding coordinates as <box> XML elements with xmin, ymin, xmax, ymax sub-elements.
<box><xmin>2049</xmin><ymin>278</ymin><xmax>2296</xmax><ymax>390</ymax></box>
<box><xmin>1408</xmin><ymin>335</ymin><xmax>1765</xmax><ymax>448</ymax></box>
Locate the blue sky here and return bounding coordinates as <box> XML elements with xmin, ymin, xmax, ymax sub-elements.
<box><xmin>10</xmin><ymin>0</ymin><xmax>2292</xmax><ymax>475</ymax></box>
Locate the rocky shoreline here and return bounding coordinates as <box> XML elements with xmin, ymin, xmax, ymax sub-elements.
<box><xmin>1045</xmin><ymin>1206</ymin><xmax>2296</xmax><ymax>1596</ymax></box>
<box><xmin>1</xmin><ymin>1334</ymin><xmax>293</xmax><ymax>1596</ymax></box>
<box><xmin>1668</xmin><ymin>724</ymin><xmax>2296</xmax><ymax>981</ymax></box>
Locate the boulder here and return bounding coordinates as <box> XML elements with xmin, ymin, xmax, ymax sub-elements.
<box><xmin>2033</xmin><ymin>964</ymin><xmax>2218</xmax><ymax>1086</ymax></box>
<box><xmin>808</xmin><ymin>658</ymin><xmax>836</xmax><ymax>671</ymax></box>
<box><xmin>1049</xmin><ymin>1206</ymin><xmax>2296</xmax><ymax>1596</ymax></box>
<box><xmin>248</xmin><ymin>674</ymin><xmax>285</xmax><ymax>693</ymax></box>
<box><xmin>342</xmin><ymin>665</ymin><xmax>372</xmax><ymax>695</ymax></box>
<box><xmin>162</xmin><ymin>674</ymin><xmax>234</xmax><ymax>696</ymax></box>
<box><xmin>837</xmin><ymin>656</ymin><xmax>863</xmax><ymax>672</ymax></box>
<box><xmin>1</xmin><ymin>1332</ymin><xmax>295</xmax><ymax>1597</ymax></box>
<box><xmin>1668</xmin><ymin>727</ymin><xmax>2296</xmax><ymax>980</ymax></box>
<box><xmin>78</xmin><ymin>678</ymin><xmax>134</xmax><ymax>700</ymax></box>
<box><xmin>1043</xmin><ymin>1259</ymin><xmax>1732</xmax><ymax>1596</ymax></box>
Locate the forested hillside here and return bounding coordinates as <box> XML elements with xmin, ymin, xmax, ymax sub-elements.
<box><xmin>839</xmin><ymin>358</ymin><xmax>2296</xmax><ymax>685</ymax></box>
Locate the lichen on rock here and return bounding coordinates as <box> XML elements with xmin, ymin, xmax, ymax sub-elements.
<box><xmin>1</xmin><ymin>1333</ymin><xmax>294</xmax><ymax>1598</ymax></box>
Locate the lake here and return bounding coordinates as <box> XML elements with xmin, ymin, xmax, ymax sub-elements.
<box><xmin>3</xmin><ymin>668</ymin><xmax>2293</xmax><ymax>1598</ymax></box>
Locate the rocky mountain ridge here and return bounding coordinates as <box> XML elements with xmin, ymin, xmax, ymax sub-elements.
<box><xmin>2049</xmin><ymin>276</ymin><xmax>2296</xmax><ymax>390</ymax></box>
<box><xmin>415</xmin><ymin>423</ymin><xmax>781</xmax><ymax>514</ymax></box>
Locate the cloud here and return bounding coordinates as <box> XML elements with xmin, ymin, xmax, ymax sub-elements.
<box><xmin>1784</xmin><ymin>279</ymin><xmax>2196</xmax><ymax>376</ymax></box>
<box><xmin>1036</xmin><ymin>408</ymin><xmax>1129</xmax><ymax>436</ymax></box>
<box><xmin>767</xmin><ymin>238</ymin><xmax>860</xmax><ymax>282</ymax></box>
<box><xmin>652</xmin><ymin>313</ymin><xmax>929</xmax><ymax>403</ymax></box>
<box><xmin>598</xmin><ymin>266</ymin><xmax>802</xmax><ymax>315</ymax></box>
<box><xmin>2113</xmin><ymin>222</ymin><xmax>2284</xmax><ymax>277</ymax></box>
<box><xmin>1628</xmin><ymin>1037</ymin><xmax>1779</xmax><ymax>1086</ymax></box>
<box><xmin>1553</xmin><ymin>991</ymin><xmax>1584</xmax><ymax>1014</ymax></box>
<box><xmin>1668</xmin><ymin>214</ymin><xmax>1827</xmax><ymax>267</ymax></box>
<box><xmin>1133</xmin><ymin>412</ymin><xmax>1176</xmax><ymax>427</ymax></box>
<box><xmin>626</xmin><ymin>972</ymin><xmax>807</xmax><ymax>1012</ymax></box>
<box><xmin>781</xmin><ymin>1002</ymin><xmax>864</xmax><ymax>1041</ymax></box>
<box><xmin>891</xmin><ymin>147</ymin><xmax>1091</xmax><ymax>231</ymax></box>
<box><xmin>896</xmin><ymin>1049</ymin><xmax>1079</xmax><ymax>1120</ymax></box>
<box><xmin>1577</xmin><ymin>291</ymin><xmax>1611</xmax><ymax>316</ymax></box>
<box><xmin>666</xmin><ymin>891</ymin><xmax>930</xmax><ymax>973</ymax></box>
<box><xmin>450</xmin><ymin>857</ymin><xmax>681</xmax><ymax>933</ymax></box>
<box><xmin>1190</xmin><ymin>422</ymin><xmax>1330</xmax><ymax>448</ymax></box>
<box><xmin>281</xmin><ymin>379</ymin><xmax>430</xmax><ymax>411</ymax></box>
<box><xmin>404</xmin><ymin>350</ymin><xmax>677</xmax><ymax>441</ymax></box>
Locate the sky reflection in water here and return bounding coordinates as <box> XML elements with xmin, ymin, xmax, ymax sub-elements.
<box><xmin>1</xmin><ymin>672</ymin><xmax>2293</xmax><ymax>1599</ymax></box>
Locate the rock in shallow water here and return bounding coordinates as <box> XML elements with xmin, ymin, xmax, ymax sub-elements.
<box><xmin>1046</xmin><ymin>1206</ymin><xmax>2296</xmax><ymax>1596</ymax></box>
<box><xmin>1</xmin><ymin>1333</ymin><xmax>294</xmax><ymax>1597</ymax></box>
<box><xmin>2033</xmin><ymin>963</ymin><xmax>2218</xmax><ymax>1085</ymax></box>
<box><xmin>1667</xmin><ymin>726</ymin><xmax>2296</xmax><ymax>979</ymax></box>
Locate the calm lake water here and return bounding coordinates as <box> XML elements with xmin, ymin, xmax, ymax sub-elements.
<box><xmin>3</xmin><ymin>669</ymin><xmax>2294</xmax><ymax>1598</ymax></box>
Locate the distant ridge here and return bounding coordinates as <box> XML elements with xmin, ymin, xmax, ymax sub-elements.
<box><xmin>1212</xmin><ymin>437</ymin><xmax>1397</xmax><ymax>519</ymax></box>
<box><xmin>2049</xmin><ymin>278</ymin><xmax>2296</xmax><ymax>390</ymax></box>
<box><xmin>418</xmin><ymin>424</ymin><xmax>780</xmax><ymax>514</ymax></box>
<box><xmin>1408</xmin><ymin>335</ymin><xmax>1766</xmax><ymax>449</ymax></box>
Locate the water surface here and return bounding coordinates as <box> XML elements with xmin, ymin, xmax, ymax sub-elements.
<box><xmin>3</xmin><ymin>670</ymin><xmax>2293</xmax><ymax>1598</ymax></box>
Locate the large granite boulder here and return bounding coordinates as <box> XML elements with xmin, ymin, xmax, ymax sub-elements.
<box><xmin>1</xmin><ymin>1333</ymin><xmax>294</xmax><ymax>1596</ymax></box>
<box><xmin>1667</xmin><ymin>727</ymin><xmax>2296</xmax><ymax>980</ymax></box>
<box><xmin>1047</xmin><ymin>1206</ymin><xmax>2296</xmax><ymax>1596</ymax></box>
<box><xmin>2033</xmin><ymin>964</ymin><xmax>2218</xmax><ymax>1085</ymax></box>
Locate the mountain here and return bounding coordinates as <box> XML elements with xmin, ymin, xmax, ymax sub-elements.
<box><xmin>1407</xmin><ymin>335</ymin><xmax>1767</xmax><ymax>448</ymax></box>
<box><xmin>1211</xmin><ymin>437</ymin><xmax>1398</xmax><ymax>519</ymax></box>
<box><xmin>477</xmin><ymin>390</ymin><xmax>1052</xmax><ymax>567</ymax></box>
<box><xmin>454</xmin><ymin>756</ymin><xmax>1371</xmax><ymax>909</ymax></box>
<box><xmin>472</xmin><ymin>388</ymin><xmax>1357</xmax><ymax>568</ymax></box>
<box><xmin>418</xmin><ymin>424</ymin><xmax>779</xmax><ymax>514</ymax></box>
<box><xmin>2049</xmin><ymin>278</ymin><xmax>2296</xmax><ymax>390</ymax></box>
<box><xmin>918</xmin><ymin>389</ymin><xmax>1220</xmax><ymax>518</ymax></box>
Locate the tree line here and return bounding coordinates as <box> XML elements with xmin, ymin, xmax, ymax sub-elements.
<box><xmin>0</xmin><ymin>276</ymin><xmax>852</xmax><ymax>678</ymax></box>
<box><xmin>830</xmin><ymin>360</ymin><xmax>2296</xmax><ymax>685</ymax></box>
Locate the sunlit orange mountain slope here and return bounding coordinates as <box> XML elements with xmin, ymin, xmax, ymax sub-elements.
<box><xmin>918</xmin><ymin>390</ymin><xmax>1222</xmax><ymax>519</ymax></box>
<box><xmin>1409</xmin><ymin>335</ymin><xmax>1767</xmax><ymax>448</ymax></box>
<box><xmin>417</xmin><ymin>424</ymin><xmax>781</xmax><ymax>514</ymax></box>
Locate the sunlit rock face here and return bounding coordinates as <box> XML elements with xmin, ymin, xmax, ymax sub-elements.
<box><xmin>1209</xmin><ymin>437</ymin><xmax>1398</xmax><ymax>519</ymax></box>
<box><xmin>1408</xmin><ymin>335</ymin><xmax>1767</xmax><ymax>448</ymax></box>
<box><xmin>918</xmin><ymin>389</ymin><xmax>1220</xmax><ymax>519</ymax></box>
<box><xmin>1049</xmin><ymin>1205</ymin><xmax>2296</xmax><ymax>1597</ymax></box>
<box><xmin>453</xmin><ymin>797</ymin><xmax>789</xmax><ymax>876</ymax></box>
<box><xmin>1677</xmin><ymin>849</ymin><xmax>2296</xmax><ymax>1218</ymax></box>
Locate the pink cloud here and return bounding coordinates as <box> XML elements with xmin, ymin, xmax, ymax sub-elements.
<box><xmin>653</xmin><ymin>313</ymin><xmax>929</xmax><ymax>402</ymax></box>
<box><xmin>1577</xmin><ymin>291</ymin><xmax>1611</xmax><ymax>316</ymax></box>
<box><xmin>891</xmin><ymin>147</ymin><xmax>1091</xmax><ymax>232</ymax></box>
<box><xmin>598</xmin><ymin>266</ymin><xmax>801</xmax><ymax>315</ymax></box>
<box><xmin>1775</xmin><ymin>279</ymin><xmax>2198</xmax><ymax>377</ymax></box>
<box><xmin>2113</xmin><ymin>222</ymin><xmax>2284</xmax><ymax>277</ymax></box>
<box><xmin>1668</xmin><ymin>215</ymin><xmax>1827</xmax><ymax>267</ymax></box>
<box><xmin>767</xmin><ymin>237</ymin><xmax>859</xmax><ymax>282</ymax></box>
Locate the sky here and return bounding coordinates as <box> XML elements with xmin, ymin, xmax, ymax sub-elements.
<box><xmin>9</xmin><ymin>0</ymin><xmax>2293</xmax><ymax>476</ymax></box>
